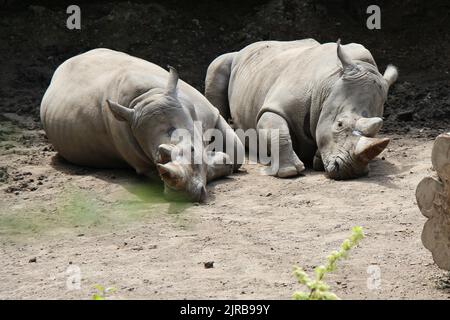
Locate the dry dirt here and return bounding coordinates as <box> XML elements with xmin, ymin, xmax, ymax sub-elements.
<box><xmin>1</xmin><ymin>113</ymin><xmax>449</xmax><ymax>300</ymax></box>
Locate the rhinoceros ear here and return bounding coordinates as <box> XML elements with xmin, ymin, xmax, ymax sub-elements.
<box><xmin>166</xmin><ymin>65</ymin><xmax>179</xmax><ymax>97</ymax></box>
<box><xmin>106</xmin><ymin>100</ymin><xmax>134</xmax><ymax>123</ymax></box>
<box><xmin>336</xmin><ymin>39</ymin><xmax>356</xmax><ymax>72</ymax></box>
<box><xmin>383</xmin><ymin>64</ymin><xmax>398</xmax><ymax>87</ymax></box>
<box><xmin>184</xmin><ymin>101</ymin><xmax>198</xmax><ymax>121</ymax></box>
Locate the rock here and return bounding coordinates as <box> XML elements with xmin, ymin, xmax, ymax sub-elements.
<box><xmin>5</xmin><ymin>186</ymin><xmax>19</xmax><ymax>193</ymax></box>
<box><xmin>0</xmin><ymin>167</ymin><xmax>8</xmax><ymax>183</ymax></box>
<box><xmin>29</xmin><ymin>5</ymin><xmax>46</xmax><ymax>15</ymax></box>
<box><xmin>397</xmin><ymin>110</ymin><xmax>414</xmax><ymax>122</ymax></box>
<box><xmin>204</xmin><ymin>261</ymin><xmax>214</xmax><ymax>269</ymax></box>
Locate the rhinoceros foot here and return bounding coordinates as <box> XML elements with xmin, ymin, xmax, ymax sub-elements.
<box><xmin>263</xmin><ymin>150</ymin><xmax>305</xmax><ymax>178</ymax></box>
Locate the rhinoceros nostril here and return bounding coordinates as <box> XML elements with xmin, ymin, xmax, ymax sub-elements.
<box><xmin>157</xmin><ymin>151</ymin><xmax>171</xmax><ymax>164</ymax></box>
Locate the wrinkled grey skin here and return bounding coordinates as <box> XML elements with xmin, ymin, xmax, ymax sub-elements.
<box><xmin>41</xmin><ymin>49</ymin><xmax>243</xmax><ymax>201</ymax></box>
<box><xmin>205</xmin><ymin>39</ymin><xmax>397</xmax><ymax>179</ymax></box>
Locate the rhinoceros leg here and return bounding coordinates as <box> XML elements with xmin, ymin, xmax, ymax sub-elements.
<box><xmin>205</xmin><ymin>52</ymin><xmax>237</xmax><ymax>121</ymax></box>
<box><xmin>206</xmin><ymin>152</ymin><xmax>233</xmax><ymax>182</ymax></box>
<box><xmin>416</xmin><ymin>133</ymin><xmax>450</xmax><ymax>270</ymax></box>
<box><xmin>257</xmin><ymin>112</ymin><xmax>305</xmax><ymax>178</ymax></box>
<box><xmin>313</xmin><ymin>150</ymin><xmax>325</xmax><ymax>171</ymax></box>
<box><xmin>214</xmin><ymin>116</ymin><xmax>245</xmax><ymax>172</ymax></box>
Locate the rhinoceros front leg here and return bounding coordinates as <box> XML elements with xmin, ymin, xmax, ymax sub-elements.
<box><xmin>214</xmin><ymin>116</ymin><xmax>245</xmax><ymax>172</ymax></box>
<box><xmin>206</xmin><ymin>152</ymin><xmax>233</xmax><ymax>182</ymax></box>
<box><xmin>257</xmin><ymin>112</ymin><xmax>305</xmax><ymax>178</ymax></box>
<box><xmin>313</xmin><ymin>150</ymin><xmax>325</xmax><ymax>171</ymax></box>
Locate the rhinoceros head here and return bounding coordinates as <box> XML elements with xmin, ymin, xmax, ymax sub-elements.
<box><xmin>316</xmin><ymin>40</ymin><xmax>398</xmax><ymax>180</ymax></box>
<box><xmin>107</xmin><ymin>67</ymin><xmax>216</xmax><ymax>202</ymax></box>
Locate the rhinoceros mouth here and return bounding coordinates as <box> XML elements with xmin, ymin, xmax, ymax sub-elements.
<box><xmin>162</xmin><ymin>185</ymin><xmax>192</xmax><ymax>202</ymax></box>
<box><xmin>324</xmin><ymin>153</ymin><xmax>368</xmax><ymax>180</ymax></box>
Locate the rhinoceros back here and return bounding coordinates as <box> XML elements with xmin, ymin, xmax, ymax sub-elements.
<box><xmin>228</xmin><ymin>39</ymin><xmax>321</xmax><ymax>131</ymax></box>
<box><xmin>41</xmin><ymin>49</ymin><xmax>115</xmax><ymax>166</ymax></box>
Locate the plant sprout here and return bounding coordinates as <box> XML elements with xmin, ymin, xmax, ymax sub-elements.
<box><xmin>293</xmin><ymin>226</ymin><xmax>365</xmax><ymax>300</ymax></box>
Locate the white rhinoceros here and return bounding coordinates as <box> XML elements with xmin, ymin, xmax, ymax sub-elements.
<box><xmin>205</xmin><ymin>39</ymin><xmax>398</xmax><ymax>179</ymax></box>
<box><xmin>41</xmin><ymin>48</ymin><xmax>243</xmax><ymax>201</ymax></box>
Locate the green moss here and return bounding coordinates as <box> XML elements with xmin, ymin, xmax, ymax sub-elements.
<box><xmin>0</xmin><ymin>182</ymin><xmax>192</xmax><ymax>240</ymax></box>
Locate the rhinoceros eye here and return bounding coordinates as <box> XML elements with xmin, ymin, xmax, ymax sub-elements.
<box><xmin>167</xmin><ymin>127</ymin><xmax>176</xmax><ymax>137</ymax></box>
<box><xmin>335</xmin><ymin>120</ymin><xmax>346</xmax><ymax>133</ymax></box>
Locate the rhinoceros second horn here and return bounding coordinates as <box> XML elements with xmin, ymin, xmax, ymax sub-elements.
<box><xmin>355</xmin><ymin>117</ymin><xmax>384</xmax><ymax>137</ymax></box>
<box><xmin>166</xmin><ymin>65</ymin><xmax>179</xmax><ymax>96</ymax></box>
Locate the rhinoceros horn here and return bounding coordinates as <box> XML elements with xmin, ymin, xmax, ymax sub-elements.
<box><xmin>354</xmin><ymin>136</ymin><xmax>390</xmax><ymax>163</ymax></box>
<box><xmin>157</xmin><ymin>144</ymin><xmax>176</xmax><ymax>164</ymax></box>
<box><xmin>157</xmin><ymin>162</ymin><xmax>183</xmax><ymax>182</ymax></box>
<box><xmin>355</xmin><ymin>117</ymin><xmax>384</xmax><ymax>137</ymax></box>
<box><xmin>166</xmin><ymin>65</ymin><xmax>179</xmax><ymax>96</ymax></box>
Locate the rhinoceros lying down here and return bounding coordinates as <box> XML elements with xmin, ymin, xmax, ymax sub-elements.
<box><xmin>205</xmin><ymin>39</ymin><xmax>398</xmax><ymax>179</ymax></box>
<box><xmin>41</xmin><ymin>49</ymin><xmax>243</xmax><ymax>201</ymax></box>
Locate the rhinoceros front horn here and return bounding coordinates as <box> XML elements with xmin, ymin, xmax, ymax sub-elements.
<box><xmin>166</xmin><ymin>65</ymin><xmax>179</xmax><ymax>96</ymax></box>
<box><xmin>354</xmin><ymin>136</ymin><xmax>390</xmax><ymax>163</ymax></box>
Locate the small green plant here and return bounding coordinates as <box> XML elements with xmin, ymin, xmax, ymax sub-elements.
<box><xmin>92</xmin><ymin>284</ymin><xmax>116</xmax><ymax>300</ymax></box>
<box><xmin>293</xmin><ymin>226</ymin><xmax>365</xmax><ymax>300</ymax></box>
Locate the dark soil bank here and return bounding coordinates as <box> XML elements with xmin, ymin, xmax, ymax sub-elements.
<box><xmin>0</xmin><ymin>0</ymin><xmax>449</xmax><ymax>133</ymax></box>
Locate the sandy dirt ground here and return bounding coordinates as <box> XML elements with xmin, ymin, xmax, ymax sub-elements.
<box><xmin>0</xmin><ymin>114</ymin><xmax>449</xmax><ymax>300</ymax></box>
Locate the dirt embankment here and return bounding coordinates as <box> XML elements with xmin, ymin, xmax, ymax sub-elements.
<box><xmin>0</xmin><ymin>0</ymin><xmax>449</xmax><ymax>131</ymax></box>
